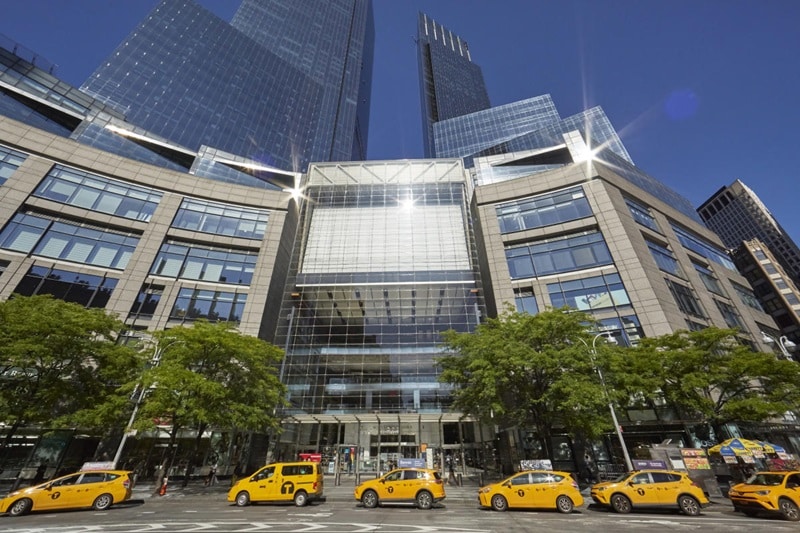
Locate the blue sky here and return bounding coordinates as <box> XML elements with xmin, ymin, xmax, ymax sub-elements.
<box><xmin>3</xmin><ymin>0</ymin><xmax>799</xmax><ymax>244</ymax></box>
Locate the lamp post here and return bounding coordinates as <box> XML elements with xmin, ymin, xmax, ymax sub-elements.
<box><xmin>112</xmin><ymin>337</ymin><xmax>183</xmax><ymax>469</ymax></box>
<box><xmin>761</xmin><ymin>331</ymin><xmax>797</xmax><ymax>360</ymax></box>
<box><xmin>579</xmin><ymin>333</ymin><xmax>634</xmax><ymax>472</ymax></box>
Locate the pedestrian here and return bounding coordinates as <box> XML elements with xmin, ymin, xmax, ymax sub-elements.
<box><xmin>32</xmin><ymin>463</ymin><xmax>48</xmax><ymax>485</ymax></box>
<box><xmin>205</xmin><ymin>463</ymin><xmax>218</xmax><ymax>486</ymax></box>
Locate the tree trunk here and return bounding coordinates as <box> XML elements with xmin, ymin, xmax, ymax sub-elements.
<box><xmin>182</xmin><ymin>422</ymin><xmax>207</xmax><ymax>487</ymax></box>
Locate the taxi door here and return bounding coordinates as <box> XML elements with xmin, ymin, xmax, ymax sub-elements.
<box><xmin>41</xmin><ymin>473</ymin><xmax>83</xmax><ymax>510</ymax></box>
<box><xmin>73</xmin><ymin>472</ymin><xmax>107</xmax><ymax>508</ymax></box>
<box><xmin>627</xmin><ymin>472</ymin><xmax>660</xmax><ymax>506</ymax></box>
<box><xmin>249</xmin><ymin>465</ymin><xmax>278</xmax><ymax>501</ymax></box>
<box><xmin>378</xmin><ymin>470</ymin><xmax>405</xmax><ymax>502</ymax></box>
<box><xmin>651</xmin><ymin>472</ymin><xmax>682</xmax><ymax>505</ymax></box>
<box><xmin>504</xmin><ymin>473</ymin><xmax>533</xmax><ymax>508</ymax></box>
<box><xmin>400</xmin><ymin>469</ymin><xmax>424</xmax><ymax>501</ymax></box>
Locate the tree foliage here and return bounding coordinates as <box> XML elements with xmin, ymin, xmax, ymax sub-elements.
<box><xmin>133</xmin><ymin>320</ymin><xmax>287</xmax><ymax>436</ymax></box>
<box><xmin>438</xmin><ymin>308</ymin><xmax>625</xmax><ymax>458</ymax></box>
<box><xmin>620</xmin><ymin>327</ymin><xmax>800</xmax><ymax>428</ymax></box>
<box><xmin>0</xmin><ymin>295</ymin><xmax>141</xmax><ymax>445</ymax></box>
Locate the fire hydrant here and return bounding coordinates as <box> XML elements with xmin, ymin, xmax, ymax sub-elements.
<box><xmin>158</xmin><ymin>476</ymin><xmax>168</xmax><ymax>496</ymax></box>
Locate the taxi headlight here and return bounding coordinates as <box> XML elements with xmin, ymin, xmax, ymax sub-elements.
<box><xmin>755</xmin><ymin>490</ymin><xmax>771</xmax><ymax>496</ymax></box>
<box><xmin>480</xmin><ymin>487</ymin><xmax>492</xmax><ymax>494</ymax></box>
<box><xmin>594</xmin><ymin>486</ymin><xmax>606</xmax><ymax>492</ymax></box>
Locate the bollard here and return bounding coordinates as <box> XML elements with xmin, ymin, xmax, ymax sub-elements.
<box><xmin>457</xmin><ymin>473</ymin><xmax>462</xmax><ymax>486</ymax></box>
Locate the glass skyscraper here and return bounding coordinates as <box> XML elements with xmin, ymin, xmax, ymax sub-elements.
<box><xmin>417</xmin><ymin>12</ymin><xmax>491</xmax><ymax>158</ymax></box>
<box><xmin>81</xmin><ymin>0</ymin><xmax>374</xmax><ymax>172</ymax></box>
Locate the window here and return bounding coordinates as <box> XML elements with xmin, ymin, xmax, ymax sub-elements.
<box><xmin>79</xmin><ymin>473</ymin><xmax>106</xmax><ymax>484</ymax></box>
<box><xmin>505</xmin><ymin>231</ymin><xmax>612</xmax><ymax>279</ymax></box>
<box><xmin>150</xmin><ymin>241</ymin><xmax>257</xmax><ymax>285</ymax></box>
<box><xmin>647</xmin><ymin>240</ymin><xmax>682</xmax><ymax>276</ymax></box>
<box><xmin>129</xmin><ymin>283</ymin><xmax>164</xmax><ymax>319</ymax></box>
<box><xmin>511</xmin><ymin>474</ymin><xmax>531</xmax><ymax>486</ymax></box>
<box><xmin>170</xmin><ymin>288</ymin><xmax>247</xmax><ymax>323</ymax></box>
<box><xmin>694</xmin><ymin>262</ymin><xmax>725</xmax><ymax>295</ymax></box>
<box><xmin>495</xmin><ymin>185</ymin><xmax>592</xmax><ymax>234</ymax></box>
<box><xmin>171</xmin><ymin>197</ymin><xmax>269</xmax><ymax>239</ymax></box>
<box><xmin>666</xmin><ymin>279</ymin><xmax>705</xmax><ymax>318</ymax></box>
<box><xmin>34</xmin><ymin>165</ymin><xmax>162</xmax><ymax>221</ymax></box>
<box><xmin>625</xmin><ymin>198</ymin><xmax>659</xmax><ymax>231</ymax></box>
<box><xmin>671</xmin><ymin>224</ymin><xmax>736</xmax><ymax>271</ymax></box>
<box><xmin>0</xmin><ymin>212</ymin><xmax>138</xmax><ymax>270</ymax></box>
<box><xmin>514</xmin><ymin>287</ymin><xmax>539</xmax><ymax>315</ymax></box>
<box><xmin>13</xmin><ymin>265</ymin><xmax>118</xmax><ymax>308</ymax></box>
<box><xmin>732</xmin><ymin>282</ymin><xmax>764</xmax><ymax>311</ymax></box>
<box><xmin>630</xmin><ymin>473</ymin><xmax>652</xmax><ymax>485</ymax></box>
<box><xmin>548</xmin><ymin>273</ymin><xmax>631</xmax><ymax>311</ymax></box>
<box><xmin>714</xmin><ymin>300</ymin><xmax>744</xmax><ymax>329</ymax></box>
<box><xmin>0</xmin><ymin>144</ymin><xmax>27</xmax><ymax>186</ymax></box>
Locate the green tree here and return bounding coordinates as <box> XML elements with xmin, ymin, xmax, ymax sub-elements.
<box><xmin>0</xmin><ymin>295</ymin><xmax>140</xmax><ymax>450</ymax></box>
<box><xmin>438</xmin><ymin>308</ymin><xmax>626</xmax><ymax>462</ymax></box>
<box><xmin>622</xmin><ymin>327</ymin><xmax>800</xmax><ymax>435</ymax></box>
<box><xmin>131</xmin><ymin>320</ymin><xmax>286</xmax><ymax>484</ymax></box>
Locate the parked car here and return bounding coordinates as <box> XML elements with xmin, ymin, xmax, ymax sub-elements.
<box><xmin>590</xmin><ymin>469</ymin><xmax>708</xmax><ymax>515</ymax></box>
<box><xmin>227</xmin><ymin>462</ymin><xmax>324</xmax><ymax>507</ymax></box>
<box><xmin>0</xmin><ymin>469</ymin><xmax>132</xmax><ymax>516</ymax></box>
<box><xmin>478</xmin><ymin>470</ymin><xmax>583</xmax><ymax>513</ymax></box>
<box><xmin>728</xmin><ymin>470</ymin><xmax>800</xmax><ymax>521</ymax></box>
<box><xmin>354</xmin><ymin>468</ymin><xmax>445</xmax><ymax>509</ymax></box>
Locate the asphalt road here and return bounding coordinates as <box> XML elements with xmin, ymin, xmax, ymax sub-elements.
<box><xmin>0</xmin><ymin>482</ymin><xmax>796</xmax><ymax>532</ymax></box>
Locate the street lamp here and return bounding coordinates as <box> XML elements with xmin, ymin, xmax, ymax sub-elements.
<box><xmin>112</xmin><ymin>337</ymin><xmax>183</xmax><ymax>469</ymax></box>
<box><xmin>760</xmin><ymin>331</ymin><xmax>797</xmax><ymax>360</ymax></box>
<box><xmin>579</xmin><ymin>332</ymin><xmax>634</xmax><ymax>472</ymax></box>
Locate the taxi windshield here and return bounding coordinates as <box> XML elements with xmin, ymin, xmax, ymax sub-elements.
<box><xmin>746</xmin><ymin>473</ymin><xmax>784</xmax><ymax>486</ymax></box>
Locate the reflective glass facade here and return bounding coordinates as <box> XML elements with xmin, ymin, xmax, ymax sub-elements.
<box><xmin>171</xmin><ymin>198</ymin><xmax>269</xmax><ymax>239</ymax></box>
<box><xmin>0</xmin><ymin>144</ymin><xmax>26</xmax><ymax>186</ymax></box>
<box><xmin>417</xmin><ymin>13</ymin><xmax>490</xmax><ymax>157</ymax></box>
<box><xmin>34</xmin><ymin>165</ymin><xmax>163</xmax><ymax>221</ymax></box>
<box><xmin>275</xmin><ymin>161</ymin><xmax>484</xmax><ymax>415</ymax></box>
<box><xmin>82</xmin><ymin>0</ymin><xmax>374</xmax><ymax>172</ymax></box>
<box><xmin>0</xmin><ymin>212</ymin><xmax>139</xmax><ymax>269</ymax></box>
<box><xmin>14</xmin><ymin>265</ymin><xmax>117</xmax><ymax>309</ymax></box>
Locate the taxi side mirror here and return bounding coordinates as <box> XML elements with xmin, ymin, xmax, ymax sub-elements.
<box><xmin>502</xmin><ymin>482</ymin><xmax>511</xmax><ymax>488</ymax></box>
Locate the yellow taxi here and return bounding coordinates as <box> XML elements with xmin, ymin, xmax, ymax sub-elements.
<box><xmin>590</xmin><ymin>469</ymin><xmax>708</xmax><ymax>515</ymax></box>
<box><xmin>0</xmin><ymin>469</ymin><xmax>132</xmax><ymax>516</ymax></box>
<box><xmin>478</xmin><ymin>470</ymin><xmax>583</xmax><ymax>513</ymax></box>
<box><xmin>354</xmin><ymin>468</ymin><xmax>446</xmax><ymax>509</ymax></box>
<box><xmin>228</xmin><ymin>462</ymin><xmax>324</xmax><ymax>507</ymax></box>
<box><xmin>728</xmin><ymin>470</ymin><xmax>800</xmax><ymax>521</ymax></box>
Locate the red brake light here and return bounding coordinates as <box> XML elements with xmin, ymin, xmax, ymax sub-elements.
<box><xmin>313</xmin><ymin>481</ymin><xmax>318</xmax><ymax>490</ymax></box>
<box><xmin>436</xmin><ymin>478</ymin><xmax>443</xmax><ymax>484</ymax></box>
<box><xmin>123</xmin><ymin>479</ymin><xmax>130</xmax><ymax>488</ymax></box>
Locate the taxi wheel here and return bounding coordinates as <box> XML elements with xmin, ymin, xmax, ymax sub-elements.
<box><xmin>235</xmin><ymin>491</ymin><xmax>251</xmax><ymax>507</ymax></box>
<box><xmin>677</xmin><ymin>495</ymin><xmax>700</xmax><ymax>516</ymax></box>
<box><xmin>556</xmin><ymin>495</ymin><xmax>574</xmax><ymax>514</ymax></box>
<box><xmin>779</xmin><ymin>498</ymin><xmax>800</xmax><ymax>521</ymax></box>
<box><xmin>610</xmin><ymin>494</ymin><xmax>632</xmax><ymax>514</ymax></box>
<box><xmin>361</xmin><ymin>489</ymin><xmax>378</xmax><ymax>508</ymax></box>
<box><xmin>293</xmin><ymin>490</ymin><xmax>308</xmax><ymax>507</ymax></box>
<box><xmin>416</xmin><ymin>490</ymin><xmax>433</xmax><ymax>510</ymax></box>
<box><xmin>490</xmin><ymin>494</ymin><xmax>508</xmax><ymax>512</ymax></box>
<box><xmin>8</xmin><ymin>498</ymin><xmax>32</xmax><ymax>516</ymax></box>
<box><xmin>92</xmin><ymin>493</ymin><xmax>114</xmax><ymax>511</ymax></box>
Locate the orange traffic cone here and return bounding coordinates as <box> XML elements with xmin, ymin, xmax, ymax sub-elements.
<box><xmin>158</xmin><ymin>476</ymin><xmax>168</xmax><ymax>496</ymax></box>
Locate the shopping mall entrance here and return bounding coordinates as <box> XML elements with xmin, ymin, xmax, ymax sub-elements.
<box><xmin>271</xmin><ymin>413</ymin><xmax>495</xmax><ymax>484</ymax></box>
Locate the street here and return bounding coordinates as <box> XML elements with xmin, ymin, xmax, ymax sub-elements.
<box><xmin>0</xmin><ymin>483</ymin><xmax>797</xmax><ymax>533</ymax></box>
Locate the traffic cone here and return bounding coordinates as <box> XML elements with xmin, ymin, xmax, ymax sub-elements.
<box><xmin>158</xmin><ymin>476</ymin><xmax>168</xmax><ymax>496</ymax></box>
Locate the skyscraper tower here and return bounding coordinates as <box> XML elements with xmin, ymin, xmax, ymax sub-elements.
<box><xmin>417</xmin><ymin>12</ymin><xmax>490</xmax><ymax>158</ymax></box>
<box><xmin>698</xmin><ymin>179</ymin><xmax>800</xmax><ymax>285</ymax></box>
<box><xmin>81</xmin><ymin>0</ymin><xmax>374</xmax><ymax>172</ymax></box>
